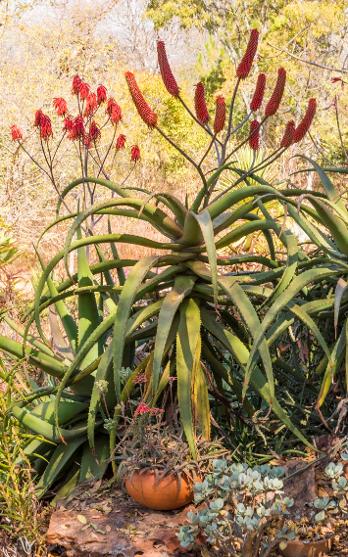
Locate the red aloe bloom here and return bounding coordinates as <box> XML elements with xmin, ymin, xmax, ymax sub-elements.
<box><xmin>157</xmin><ymin>40</ymin><xmax>179</xmax><ymax>97</ymax></box>
<box><xmin>84</xmin><ymin>92</ymin><xmax>98</xmax><ymax>117</ymax></box>
<box><xmin>67</xmin><ymin>115</ymin><xmax>85</xmax><ymax>140</ymax></box>
<box><xmin>131</xmin><ymin>145</ymin><xmax>140</xmax><ymax>162</ymax></box>
<box><xmin>10</xmin><ymin>125</ymin><xmax>22</xmax><ymax>141</ymax></box>
<box><xmin>250</xmin><ymin>73</ymin><xmax>266</xmax><ymax>112</ymax></box>
<box><xmin>39</xmin><ymin>114</ymin><xmax>53</xmax><ymax>140</ymax></box>
<box><xmin>249</xmin><ymin>119</ymin><xmax>260</xmax><ymax>150</ymax></box>
<box><xmin>88</xmin><ymin>120</ymin><xmax>101</xmax><ymax>142</ymax></box>
<box><xmin>79</xmin><ymin>81</ymin><xmax>90</xmax><ymax>100</ymax></box>
<box><xmin>236</xmin><ymin>29</ymin><xmax>259</xmax><ymax>79</ymax></box>
<box><xmin>97</xmin><ymin>84</ymin><xmax>107</xmax><ymax>104</ymax></box>
<box><xmin>293</xmin><ymin>98</ymin><xmax>317</xmax><ymax>143</ymax></box>
<box><xmin>280</xmin><ymin>120</ymin><xmax>295</xmax><ymax>148</ymax></box>
<box><xmin>265</xmin><ymin>68</ymin><xmax>286</xmax><ymax>117</ymax></box>
<box><xmin>63</xmin><ymin>117</ymin><xmax>74</xmax><ymax>132</ymax></box>
<box><xmin>125</xmin><ymin>72</ymin><xmax>157</xmax><ymax>128</ymax></box>
<box><xmin>116</xmin><ymin>134</ymin><xmax>126</xmax><ymax>150</ymax></box>
<box><xmin>106</xmin><ymin>98</ymin><xmax>122</xmax><ymax>124</ymax></box>
<box><xmin>195</xmin><ymin>82</ymin><xmax>209</xmax><ymax>124</ymax></box>
<box><xmin>213</xmin><ymin>95</ymin><xmax>226</xmax><ymax>134</ymax></box>
<box><xmin>34</xmin><ymin>109</ymin><xmax>44</xmax><ymax>127</ymax></box>
<box><xmin>72</xmin><ymin>75</ymin><xmax>82</xmax><ymax>95</ymax></box>
<box><xmin>53</xmin><ymin>97</ymin><xmax>67</xmax><ymax>116</ymax></box>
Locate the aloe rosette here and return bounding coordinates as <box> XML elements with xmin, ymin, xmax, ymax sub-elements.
<box><xmin>2</xmin><ymin>31</ymin><xmax>337</xmax><ymax>497</ymax></box>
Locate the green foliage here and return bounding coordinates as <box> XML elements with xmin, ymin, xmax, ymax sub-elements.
<box><xmin>0</xmin><ymin>363</ymin><xmax>46</xmax><ymax>553</ymax></box>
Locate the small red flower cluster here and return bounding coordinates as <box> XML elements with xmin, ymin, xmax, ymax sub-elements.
<box><xmin>116</xmin><ymin>134</ymin><xmax>127</xmax><ymax>150</ymax></box>
<box><xmin>134</xmin><ymin>402</ymin><xmax>164</xmax><ymax>416</ymax></box>
<box><xmin>11</xmin><ymin>75</ymin><xmax>140</xmax><ymax>162</ymax></box>
<box><xmin>133</xmin><ymin>372</ymin><xmax>147</xmax><ymax>384</ymax></box>
<box><xmin>131</xmin><ymin>145</ymin><xmax>141</xmax><ymax>162</ymax></box>
<box><xmin>34</xmin><ymin>109</ymin><xmax>53</xmax><ymax>140</ymax></box>
<box><xmin>10</xmin><ymin>125</ymin><xmax>22</xmax><ymax>141</ymax></box>
<box><xmin>107</xmin><ymin>98</ymin><xmax>122</xmax><ymax>124</ymax></box>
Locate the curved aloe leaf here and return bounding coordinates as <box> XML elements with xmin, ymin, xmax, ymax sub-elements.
<box><xmin>176</xmin><ymin>298</ymin><xmax>201</xmax><ymax>456</ymax></box>
<box><xmin>112</xmin><ymin>256</ymin><xmax>158</xmax><ymax>399</ymax></box>
<box><xmin>152</xmin><ymin>275</ymin><xmax>196</xmax><ymax>394</ymax></box>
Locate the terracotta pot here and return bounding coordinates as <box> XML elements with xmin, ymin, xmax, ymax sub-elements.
<box><xmin>280</xmin><ymin>537</ymin><xmax>332</xmax><ymax>557</ymax></box>
<box><xmin>124</xmin><ymin>470</ymin><xmax>195</xmax><ymax>511</ymax></box>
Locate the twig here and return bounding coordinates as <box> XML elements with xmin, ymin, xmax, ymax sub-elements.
<box><xmin>266</xmin><ymin>42</ymin><xmax>348</xmax><ymax>74</ymax></box>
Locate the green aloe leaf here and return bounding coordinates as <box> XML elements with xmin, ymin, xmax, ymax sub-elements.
<box><xmin>80</xmin><ymin>436</ymin><xmax>110</xmax><ymax>481</ymax></box>
<box><xmin>112</xmin><ymin>256</ymin><xmax>158</xmax><ymax>399</ymax></box>
<box><xmin>219</xmin><ymin>281</ymin><xmax>274</xmax><ymax>400</ymax></box>
<box><xmin>317</xmin><ymin>324</ymin><xmax>346</xmax><ymax>408</ymax></box>
<box><xmin>35</xmin><ymin>437</ymin><xmax>86</xmax><ymax>498</ymax></box>
<box><xmin>176</xmin><ymin>298</ymin><xmax>202</xmax><ymax>456</ymax></box>
<box><xmin>246</xmin><ymin>267</ymin><xmax>337</xmax><ymax>380</ymax></box>
<box><xmin>152</xmin><ymin>275</ymin><xmax>196</xmax><ymax>395</ymax></box>
<box><xmin>309</xmin><ymin>199</ymin><xmax>348</xmax><ymax>256</ymax></box>
<box><xmin>334</xmin><ymin>278</ymin><xmax>348</xmax><ymax>337</ymax></box>
<box><xmin>201</xmin><ymin>309</ymin><xmax>311</xmax><ymax>447</ymax></box>
<box><xmin>193</xmin><ymin>210</ymin><xmax>218</xmax><ymax>304</ymax></box>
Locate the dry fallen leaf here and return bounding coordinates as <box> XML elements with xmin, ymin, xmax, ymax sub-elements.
<box><xmin>76</xmin><ymin>514</ymin><xmax>87</xmax><ymax>525</ymax></box>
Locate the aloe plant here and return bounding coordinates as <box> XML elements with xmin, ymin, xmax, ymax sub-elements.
<box><xmin>1</xmin><ymin>31</ymin><xmax>328</xmax><ymax>496</ymax></box>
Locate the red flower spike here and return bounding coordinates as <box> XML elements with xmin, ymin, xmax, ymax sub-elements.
<box><xmin>125</xmin><ymin>72</ymin><xmax>158</xmax><ymax>128</ymax></box>
<box><xmin>213</xmin><ymin>95</ymin><xmax>226</xmax><ymax>134</ymax></box>
<box><xmin>72</xmin><ymin>75</ymin><xmax>82</xmax><ymax>95</ymax></box>
<box><xmin>265</xmin><ymin>68</ymin><xmax>286</xmax><ymax>117</ymax></box>
<box><xmin>39</xmin><ymin>114</ymin><xmax>53</xmax><ymax>140</ymax></box>
<box><xmin>34</xmin><ymin>109</ymin><xmax>44</xmax><ymax>127</ymax></box>
<box><xmin>106</xmin><ymin>98</ymin><xmax>122</xmax><ymax>124</ymax></box>
<box><xmin>53</xmin><ymin>97</ymin><xmax>68</xmax><ymax>117</ymax></box>
<box><xmin>249</xmin><ymin>119</ymin><xmax>260</xmax><ymax>151</ymax></box>
<box><xmin>78</xmin><ymin>82</ymin><xmax>90</xmax><ymax>101</ymax></box>
<box><xmin>10</xmin><ymin>125</ymin><xmax>22</xmax><ymax>141</ymax></box>
<box><xmin>97</xmin><ymin>84</ymin><xmax>107</xmax><ymax>104</ymax></box>
<box><xmin>88</xmin><ymin>120</ymin><xmax>101</xmax><ymax>143</ymax></box>
<box><xmin>131</xmin><ymin>145</ymin><xmax>140</xmax><ymax>162</ymax></box>
<box><xmin>157</xmin><ymin>40</ymin><xmax>180</xmax><ymax>97</ymax></box>
<box><xmin>236</xmin><ymin>29</ymin><xmax>259</xmax><ymax>79</ymax></box>
<box><xmin>293</xmin><ymin>98</ymin><xmax>317</xmax><ymax>143</ymax></box>
<box><xmin>280</xmin><ymin>120</ymin><xmax>295</xmax><ymax>148</ymax></box>
<box><xmin>84</xmin><ymin>92</ymin><xmax>98</xmax><ymax>117</ymax></box>
<box><xmin>250</xmin><ymin>73</ymin><xmax>266</xmax><ymax>112</ymax></box>
<box><xmin>195</xmin><ymin>82</ymin><xmax>209</xmax><ymax>124</ymax></box>
<box><xmin>116</xmin><ymin>134</ymin><xmax>126</xmax><ymax>150</ymax></box>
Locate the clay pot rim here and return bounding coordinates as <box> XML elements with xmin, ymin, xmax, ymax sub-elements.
<box><xmin>124</xmin><ymin>467</ymin><xmax>197</xmax><ymax>484</ymax></box>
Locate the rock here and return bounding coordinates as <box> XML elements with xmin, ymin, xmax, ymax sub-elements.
<box><xmin>46</xmin><ymin>482</ymin><xmax>197</xmax><ymax>557</ymax></box>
